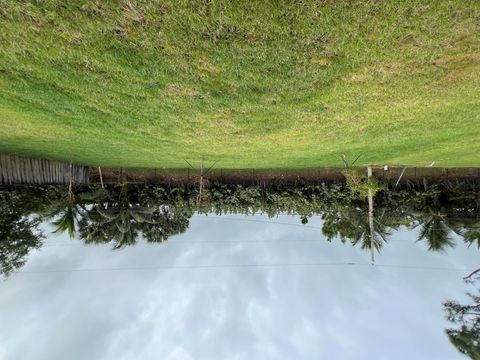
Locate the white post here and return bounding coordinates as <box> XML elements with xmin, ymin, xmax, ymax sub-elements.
<box><xmin>367</xmin><ymin>166</ymin><xmax>374</xmax><ymax>265</ymax></box>
<box><xmin>198</xmin><ymin>158</ymin><xmax>204</xmax><ymax>206</ymax></box>
<box><xmin>98</xmin><ymin>167</ymin><xmax>104</xmax><ymax>188</ymax></box>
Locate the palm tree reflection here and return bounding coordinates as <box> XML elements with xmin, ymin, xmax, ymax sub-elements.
<box><xmin>412</xmin><ymin>210</ymin><xmax>457</xmax><ymax>252</ymax></box>
<box><xmin>42</xmin><ymin>187</ymin><xmax>107</xmax><ymax>239</ymax></box>
<box><xmin>77</xmin><ymin>186</ymin><xmax>191</xmax><ymax>249</ymax></box>
<box><xmin>78</xmin><ymin>204</ymin><xmax>191</xmax><ymax>249</ymax></box>
<box><xmin>444</xmin><ymin>271</ymin><xmax>480</xmax><ymax>359</ymax></box>
<box><xmin>321</xmin><ymin>204</ymin><xmax>391</xmax><ymax>263</ymax></box>
<box><xmin>464</xmin><ymin>220</ymin><xmax>480</xmax><ymax>249</ymax></box>
<box><xmin>41</xmin><ymin>185</ymin><xmax>191</xmax><ymax>248</ymax></box>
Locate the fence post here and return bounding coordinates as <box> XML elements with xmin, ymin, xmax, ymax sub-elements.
<box><xmin>98</xmin><ymin>167</ymin><xmax>104</xmax><ymax>188</ymax></box>
<box><xmin>367</xmin><ymin>166</ymin><xmax>374</xmax><ymax>265</ymax></box>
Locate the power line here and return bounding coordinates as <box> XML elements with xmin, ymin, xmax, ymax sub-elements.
<box><xmin>38</xmin><ymin>237</ymin><xmax>427</xmax><ymax>247</ymax></box>
<box><xmin>191</xmin><ymin>215</ymin><xmax>322</xmax><ymax>229</ymax></box>
<box><xmin>14</xmin><ymin>262</ymin><xmax>473</xmax><ymax>276</ymax></box>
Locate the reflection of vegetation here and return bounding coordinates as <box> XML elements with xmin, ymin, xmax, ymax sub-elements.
<box><xmin>342</xmin><ymin>169</ymin><xmax>384</xmax><ymax>199</ymax></box>
<box><xmin>77</xmin><ymin>185</ymin><xmax>192</xmax><ymax>249</ymax></box>
<box><xmin>0</xmin><ymin>189</ymin><xmax>45</xmax><ymax>277</ymax></box>
<box><xmin>413</xmin><ymin>210</ymin><xmax>457</xmax><ymax>252</ymax></box>
<box><xmin>444</xmin><ymin>272</ymin><xmax>480</xmax><ymax>359</ymax></box>
<box><xmin>0</xmin><ymin>181</ymin><xmax>478</xmax><ymax>276</ymax></box>
<box><xmin>80</xmin><ymin>181</ymin><xmax>477</xmax><ymax>258</ymax></box>
<box><xmin>42</xmin><ymin>187</ymin><xmax>107</xmax><ymax>238</ymax></box>
<box><xmin>410</xmin><ymin>186</ymin><xmax>479</xmax><ymax>253</ymax></box>
<box><xmin>321</xmin><ymin>205</ymin><xmax>390</xmax><ymax>254</ymax></box>
<box><xmin>142</xmin><ymin>206</ymin><xmax>191</xmax><ymax>243</ymax></box>
<box><xmin>464</xmin><ymin>221</ymin><xmax>480</xmax><ymax>249</ymax></box>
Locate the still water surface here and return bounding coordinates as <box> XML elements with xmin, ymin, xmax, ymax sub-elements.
<box><xmin>0</xmin><ymin>213</ymin><xmax>478</xmax><ymax>360</ymax></box>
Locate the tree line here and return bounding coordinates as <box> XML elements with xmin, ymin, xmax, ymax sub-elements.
<box><xmin>1</xmin><ymin>181</ymin><xmax>479</xmax><ymax>276</ymax></box>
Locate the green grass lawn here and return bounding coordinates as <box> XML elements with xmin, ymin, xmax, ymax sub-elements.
<box><xmin>0</xmin><ymin>0</ymin><xmax>479</xmax><ymax>168</ymax></box>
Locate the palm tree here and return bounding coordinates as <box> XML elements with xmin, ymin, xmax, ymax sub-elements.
<box><xmin>79</xmin><ymin>204</ymin><xmax>155</xmax><ymax>249</ymax></box>
<box><xmin>463</xmin><ymin>220</ymin><xmax>480</xmax><ymax>249</ymax></box>
<box><xmin>444</xmin><ymin>284</ymin><xmax>480</xmax><ymax>359</ymax></box>
<box><xmin>412</xmin><ymin>207</ymin><xmax>462</xmax><ymax>252</ymax></box>
<box><xmin>141</xmin><ymin>206</ymin><xmax>190</xmax><ymax>243</ymax></box>
<box><xmin>41</xmin><ymin>187</ymin><xmax>107</xmax><ymax>238</ymax></box>
<box><xmin>78</xmin><ymin>184</ymin><xmax>192</xmax><ymax>249</ymax></box>
<box><xmin>321</xmin><ymin>203</ymin><xmax>391</xmax><ymax>262</ymax></box>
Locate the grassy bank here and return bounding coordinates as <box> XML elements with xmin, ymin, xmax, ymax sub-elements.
<box><xmin>0</xmin><ymin>1</ymin><xmax>479</xmax><ymax>168</ymax></box>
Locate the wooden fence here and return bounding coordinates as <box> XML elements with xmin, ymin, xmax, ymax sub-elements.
<box><xmin>1</xmin><ymin>153</ymin><xmax>478</xmax><ymax>186</ymax></box>
<box><xmin>0</xmin><ymin>155</ymin><xmax>89</xmax><ymax>185</ymax></box>
<box><xmin>89</xmin><ymin>166</ymin><xmax>480</xmax><ymax>185</ymax></box>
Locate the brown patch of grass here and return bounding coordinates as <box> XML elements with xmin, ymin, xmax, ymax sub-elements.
<box><xmin>165</xmin><ymin>84</ymin><xmax>203</xmax><ymax>98</ymax></box>
<box><xmin>433</xmin><ymin>54</ymin><xmax>480</xmax><ymax>85</ymax></box>
<box><xmin>311</xmin><ymin>56</ymin><xmax>330</xmax><ymax>66</ymax></box>
<box><xmin>197</xmin><ymin>58</ymin><xmax>223</xmax><ymax>76</ymax></box>
<box><xmin>122</xmin><ymin>0</ymin><xmax>146</xmax><ymax>27</ymax></box>
<box><xmin>80</xmin><ymin>2</ymin><xmax>106</xmax><ymax>17</ymax></box>
<box><xmin>399</xmin><ymin>33</ymin><xmax>416</xmax><ymax>47</ymax></box>
<box><xmin>348</xmin><ymin>63</ymin><xmax>402</xmax><ymax>84</ymax></box>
